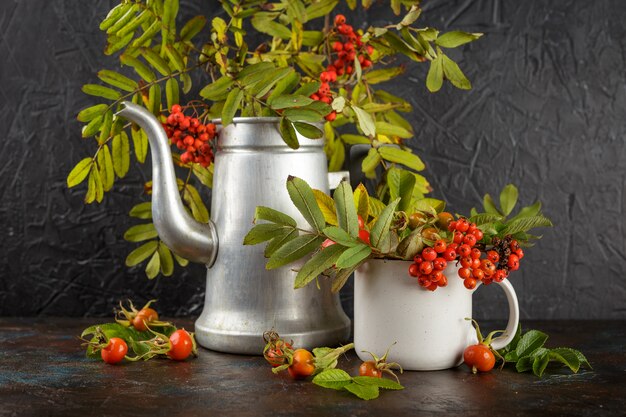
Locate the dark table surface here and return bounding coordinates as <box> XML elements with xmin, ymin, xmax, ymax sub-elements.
<box><xmin>0</xmin><ymin>318</ymin><xmax>624</xmax><ymax>417</ymax></box>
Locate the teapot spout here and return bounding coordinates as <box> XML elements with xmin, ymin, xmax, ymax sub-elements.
<box><xmin>116</xmin><ymin>102</ymin><xmax>218</xmax><ymax>267</ymax></box>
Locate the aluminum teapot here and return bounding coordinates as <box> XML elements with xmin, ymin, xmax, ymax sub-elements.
<box><xmin>117</xmin><ymin>102</ymin><xmax>350</xmax><ymax>354</ymax></box>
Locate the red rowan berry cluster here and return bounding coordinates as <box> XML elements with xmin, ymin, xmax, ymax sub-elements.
<box><xmin>448</xmin><ymin>218</ymin><xmax>489</xmax><ymax>290</ymax></box>
<box><xmin>309</xmin><ymin>14</ymin><xmax>375</xmax><ymax>122</ymax></box>
<box><xmin>489</xmin><ymin>236</ymin><xmax>524</xmax><ymax>276</ymax></box>
<box><xmin>163</xmin><ymin>104</ymin><xmax>216</xmax><ymax>167</ymax></box>
<box><xmin>408</xmin><ymin>239</ymin><xmax>457</xmax><ymax>291</ymax></box>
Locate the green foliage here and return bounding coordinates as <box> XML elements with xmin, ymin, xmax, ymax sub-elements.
<box><xmin>312</xmin><ymin>369</ymin><xmax>404</xmax><ymax>400</ymax></box>
<box><xmin>73</xmin><ymin>0</ymin><xmax>484</xmax><ymax>277</ymax></box>
<box><xmin>245</xmin><ymin>177</ymin><xmax>553</xmax><ymax>292</ymax></box>
<box><xmin>498</xmin><ymin>325</ymin><xmax>591</xmax><ymax>377</ymax></box>
<box><xmin>470</xmin><ymin>184</ymin><xmax>553</xmax><ymax>246</ymax></box>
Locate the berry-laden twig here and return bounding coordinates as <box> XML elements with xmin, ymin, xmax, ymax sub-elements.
<box><xmin>309</xmin><ymin>14</ymin><xmax>376</xmax><ymax>122</ymax></box>
<box><xmin>163</xmin><ymin>104</ymin><xmax>217</xmax><ymax>167</ymax></box>
<box><xmin>406</xmin><ymin>215</ymin><xmax>527</xmax><ymax>292</ymax></box>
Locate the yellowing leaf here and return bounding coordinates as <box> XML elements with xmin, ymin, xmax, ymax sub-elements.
<box><xmin>313</xmin><ymin>189</ymin><xmax>338</xmax><ymax>226</ymax></box>
<box><xmin>67</xmin><ymin>158</ymin><xmax>93</xmax><ymax>188</ymax></box>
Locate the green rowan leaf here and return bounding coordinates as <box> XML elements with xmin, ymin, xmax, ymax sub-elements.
<box><xmin>111</xmin><ymin>132</ymin><xmax>130</xmax><ymax>178</ymax></box>
<box><xmin>333</xmin><ymin>181</ymin><xmax>359</xmax><ymax>237</ymax></box>
<box><xmin>243</xmin><ymin>223</ymin><xmax>288</xmax><ymax>245</ymax></box>
<box><xmin>131</xmin><ymin>126</ymin><xmax>149</xmax><ymax>163</ymax></box>
<box><xmin>305</xmin><ymin>0</ymin><xmax>339</xmax><ymax>20</ymax></box>
<box><xmin>266</xmin><ymin>234</ymin><xmax>324</xmax><ymax>269</ymax></box>
<box><xmin>120</xmin><ymin>54</ymin><xmax>156</xmax><ymax>82</ymax></box>
<box><xmin>131</xmin><ymin>20</ymin><xmax>161</xmax><ymax>48</ymax></box>
<box><xmin>145</xmin><ymin>251</ymin><xmax>161</xmax><ymax>279</ymax></box>
<box><xmin>436</xmin><ymin>31</ymin><xmax>482</xmax><ymax>48</ymax></box>
<box><xmin>286</xmin><ymin>176</ymin><xmax>325</xmax><ymax>231</ymax></box>
<box><xmin>499</xmin><ymin>184</ymin><xmax>519</xmax><ymax>216</ymax></box>
<box><xmin>375</xmin><ymin>122</ymin><xmax>413</xmax><ymax>139</ymax></box>
<box><xmin>442</xmin><ymin>54</ymin><xmax>471</xmax><ymax>90</ymax></box>
<box><xmin>426</xmin><ymin>54</ymin><xmax>444</xmax><ymax>93</ymax></box>
<box><xmin>509</xmin><ymin>201</ymin><xmax>542</xmax><ymax>222</ymax></box>
<box><xmin>98</xmin><ymin>110</ymin><xmax>113</xmax><ymax>145</ymax></box>
<box><xmin>192</xmin><ymin>164</ymin><xmax>213</xmax><ymax>188</ymax></box>
<box><xmin>182</xmin><ymin>183</ymin><xmax>209</xmax><ymax>223</ymax></box>
<box><xmin>129</xmin><ymin>202</ymin><xmax>152</xmax><ymax>219</ymax></box>
<box><xmin>378</xmin><ymin>147</ymin><xmax>425</xmax><ymax>171</ymax></box>
<box><xmin>322</xmin><ymin>226</ymin><xmax>359</xmax><ymax>247</ymax></box>
<box><xmin>270</xmin><ymin>94</ymin><xmax>314</xmax><ymax>109</ymax></box>
<box><xmin>157</xmin><ymin>244</ymin><xmax>174</xmax><ymax>276</ymax></box>
<box><xmin>106</xmin><ymin>4</ymin><xmax>139</xmax><ymax>34</ymax></box>
<box><xmin>67</xmin><ymin>158</ymin><xmax>93</xmax><ymax>188</ymax></box>
<box><xmin>91</xmin><ymin>168</ymin><xmax>104</xmax><ymax>203</ymax></box>
<box><xmin>387</xmin><ymin>167</ymin><xmax>416</xmax><ymax>212</ymax></box>
<box><xmin>180</xmin><ymin>15</ymin><xmax>207</xmax><ymax>41</ymax></box>
<box><xmin>97</xmin><ymin>144</ymin><xmax>115</xmax><ymax>192</ymax></box>
<box><xmin>335</xmin><ymin>244</ymin><xmax>371</xmax><ymax>269</ymax></box>
<box><xmin>97</xmin><ymin>70</ymin><xmax>138</xmax><ymax>92</ymax></box>
<box><xmin>294</xmin><ymin>243</ymin><xmax>345</xmax><ymax>288</ymax></box>
<box><xmin>124</xmin><ymin>223</ymin><xmax>158</xmax><ymax>242</ymax></box>
<box><xmin>165</xmin><ymin>46</ymin><xmax>185</xmax><ymax>73</ymax></box>
<box><xmin>125</xmin><ymin>240</ymin><xmax>159</xmax><ymax>267</ymax></box>
<box><xmin>264</xmin><ymin>229</ymin><xmax>299</xmax><ymax>258</ymax></box>
<box><xmin>148</xmin><ymin>84</ymin><xmax>161</xmax><ymax>115</ymax></box>
<box><xmin>221</xmin><ymin>87</ymin><xmax>243</xmax><ymax>126</ymax></box>
<box><xmin>483</xmin><ymin>194</ymin><xmax>501</xmax><ymax>215</ymax></box>
<box><xmin>502</xmin><ymin>215</ymin><xmax>553</xmax><ymax>236</ymax></box>
<box><xmin>293</xmin><ymin>122</ymin><xmax>323</xmax><ymax>139</ymax></box>
<box><xmin>352</xmin><ymin>106</ymin><xmax>376</xmax><ymax>137</ymax></box>
<box><xmin>279</xmin><ymin>117</ymin><xmax>300</xmax><ymax>149</ymax></box>
<box><xmin>100</xmin><ymin>3</ymin><xmax>132</xmax><ymax>31</ymax></box>
<box><xmin>361</xmin><ymin>148</ymin><xmax>381</xmax><ymax>176</ymax></box>
<box><xmin>82</xmin><ymin>84</ymin><xmax>122</xmax><ymax>100</ymax></box>
<box><xmin>283</xmin><ymin>108</ymin><xmax>324</xmax><ymax>122</ymax></box>
<box><xmin>115</xmin><ymin>9</ymin><xmax>151</xmax><ymax>37</ymax></box>
<box><xmin>77</xmin><ymin>104</ymin><xmax>108</xmax><ymax>122</ymax></box>
<box><xmin>254</xmin><ymin>206</ymin><xmax>297</xmax><ymax>227</ymax></box>
<box><xmin>82</xmin><ymin>115</ymin><xmax>104</xmax><ymax>137</ymax></box>
<box><xmin>363</xmin><ymin>67</ymin><xmax>405</xmax><ymax>84</ymax></box>
<box><xmin>370</xmin><ymin>198</ymin><xmax>400</xmax><ymax>250</ymax></box>
<box><xmin>200</xmin><ymin>76</ymin><xmax>234</xmax><ymax>101</ymax></box>
<box><xmin>165</xmin><ymin>78</ymin><xmax>179</xmax><ymax>110</ymax></box>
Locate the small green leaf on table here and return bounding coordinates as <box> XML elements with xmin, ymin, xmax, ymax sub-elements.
<box><xmin>344</xmin><ymin>383</ymin><xmax>380</xmax><ymax>400</ymax></box>
<box><xmin>311</xmin><ymin>369</ymin><xmax>352</xmax><ymax>390</ymax></box>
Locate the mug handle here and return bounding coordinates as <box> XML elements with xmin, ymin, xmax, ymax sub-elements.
<box><xmin>488</xmin><ymin>279</ymin><xmax>520</xmax><ymax>350</ymax></box>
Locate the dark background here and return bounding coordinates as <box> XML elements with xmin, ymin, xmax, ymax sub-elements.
<box><xmin>0</xmin><ymin>0</ymin><xmax>624</xmax><ymax>319</ymax></box>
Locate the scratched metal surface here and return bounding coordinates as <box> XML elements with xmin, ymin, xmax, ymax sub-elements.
<box><xmin>0</xmin><ymin>318</ymin><xmax>623</xmax><ymax>417</ymax></box>
<box><xmin>0</xmin><ymin>0</ymin><xmax>625</xmax><ymax>318</ymax></box>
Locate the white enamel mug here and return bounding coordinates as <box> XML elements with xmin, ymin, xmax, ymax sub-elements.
<box><xmin>354</xmin><ymin>259</ymin><xmax>519</xmax><ymax>371</ymax></box>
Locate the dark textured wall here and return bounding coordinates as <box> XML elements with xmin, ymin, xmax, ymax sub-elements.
<box><xmin>0</xmin><ymin>0</ymin><xmax>624</xmax><ymax>319</ymax></box>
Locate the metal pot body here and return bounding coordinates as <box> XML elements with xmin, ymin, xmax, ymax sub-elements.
<box><xmin>194</xmin><ymin>118</ymin><xmax>351</xmax><ymax>354</ymax></box>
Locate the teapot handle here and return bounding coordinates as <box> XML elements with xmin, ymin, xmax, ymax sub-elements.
<box><xmin>328</xmin><ymin>171</ymin><xmax>350</xmax><ymax>190</ymax></box>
